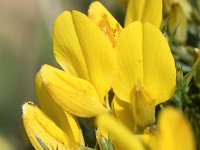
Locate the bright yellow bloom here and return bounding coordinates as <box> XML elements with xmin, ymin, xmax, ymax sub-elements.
<box><xmin>96</xmin><ymin>107</ymin><xmax>195</xmax><ymax>150</ymax></box>
<box><xmin>41</xmin><ymin>0</ymin><xmax>175</xmax><ymax>130</ymax></box>
<box><xmin>88</xmin><ymin>2</ymin><xmax>176</xmax><ymax>130</ymax></box>
<box><xmin>22</xmin><ymin>102</ymin><xmax>84</xmax><ymax>150</ymax></box>
<box><xmin>35</xmin><ymin>69</ymin><xmax>85</xmax><ymax>145</ymax></box>
<box><xmin>53</xmin><ymin>10</ymin><xmax>117</xmax><ymax>105</ymax></box>
<box><xmin>26</xmin><ymin>5</ymin><xmax>119</xmax><ymax>149</ymax></box>
<box><xmin>36</xmin><ymin>10</ymin><xmax>118</xmax><ymax>118</ymax></box>
<box><xmin>24</xmin><ymin>7</ymin><xmax>118</xmax><ymax>149</ymax></box>
<box><xmin>87</xmin><ymin>1</ymin><xmax>176</xmax><ymax>129</ymax></box>
<box><xmin>24</xmin><ymin>1</ymin><xmax>176</xmax><ymax>149</ymax></box>
<box><xmin>112</xmin><ymin>21</ymin><xmax>176</xmax><ymax>129</ymax></box>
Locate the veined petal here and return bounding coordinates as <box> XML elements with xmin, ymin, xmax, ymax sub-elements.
<box><xmin>96</xmin><ymin>114</ymin><xmax>145</xmax><ymax>150</ymax></box>
<box><xmin>53</xmin><ymin>11</ymin><xmax>117</xmax><ymax>102</ymax></box>
<box><xmin>35</xmin><ymin>72</ymin><xmax>84</xmax><ymax>146</ymax></box>
<box><xmin>38</xmin><ymin>64</ymin><xmax>107</xmax><ymax>117</ymax></box>
<box><xmin>65</xmin><ymin>112</ymin><xmax>85</xmax><ymax>146</ymax></box>
<box><xmin>88</xmin><ymin>1</ymin><xmax>122</xmax><ymax>45</ymax></box>
<box><xmin>112</xmin><ymin>96</ymin><xmax>135</xmax><ymax>131</ymax></box>
<box><xmin>72</xmin><ymin>10</ymin><xmax>117</xmax><ymax>101</ymax></box>
<box><xmin>53</xmin><ymin>11</ymin><xmax>88</xmax><ymax>78</ymax></box>
<box><xmin>22</xmin><ymin>102</ymin><xmax>73</xmax><ymax>150</ymax></box>
<box><xmin>157</xmin><ymin>107</ymin><xmax>195</xmax><ymax>150</ymax></box>
<box><xmin>113</xmin><ymin>21</ymin><xmax>143</xmax><ymax>102</ymax></box>
<box><xmin>125</xmin><ymin>0</ymin><xmax>162</xmax><ymax>28</ymax></box>
<box><xmin>113</xmin><ymin>21</ymin><xmax>176</xmax><ymax>104</ymax></box>
<box><xmin>142</xmin><ymin>22</ymin><xmax>176</xmax><ymax>104</ymax></box>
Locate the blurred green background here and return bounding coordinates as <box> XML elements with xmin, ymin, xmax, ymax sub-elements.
<box><xmin>0</xmin><ymin>0</ymin><xmax>124</xmax><ymax>149</ymax></box>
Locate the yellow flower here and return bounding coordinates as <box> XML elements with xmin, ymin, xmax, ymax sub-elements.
<box><xmin>24</xmin><ymin>1</ymin><xmax>176</xmax><ymax>149</ymax></box>
<box><xmin>24</xmin><ymin>7</ymin><xmax>119</xmax><ymax>149</ymax></box>
<box><xmin>22</xmin><ymin>102</ymin><xmax>84</xmax><ymax>150</ymax></box>
<box><xmin>96</xmin><ymin>107</ymin><xmax>195</xmax><ymax>150</ymax></box>
<box><xmin>88</xmin><ymin>2</ymin><xmax>176</xmax><ymax>129</ymax></box>
<box><xmin>36</xmin><ymin>10</ymin><xmax>118</xmax><ymax>118</ymax></box>
<box><xmin>88</xmin><ymin>2</ymin><xmax>175</xmax><ymax>130</ymax></box>
<box><xmin>37</xmin><ymin>1</ymin><xmax>175</xmax><ymax>130</ymax></box>
<box><xmin>112</xmin><ymin>20</ymin><xmax>176</xmax><ymax>129</ymax></box>
<box><xmin>88</xmin><ymin>0</ymin><xmax>176</xmax><ymax>132</ymax></box>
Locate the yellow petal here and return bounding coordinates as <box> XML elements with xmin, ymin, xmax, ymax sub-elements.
<box><xmin>65</xmin><ymin>112</ymin><xmax>85</xmax><ymax>146</ymax></box>
<box><xmin>130</xmin><ymin>83</ymin><xmax>156</xmax><ymax>128</ymax></box>
<box><xmin>53</xmin><ymin>11</ymin><xmax>117</xmax><ymax>102</ymax></box>
<box><xmin>72</xmin><ymin>10</ymin><xmax>117</xmax><ymax>101</ymax></box>
<box><xmin>88</xmin><ymin>1</ymin><xmax>122</xmax><ymax>45</ymax></box>
<box><xmin>35</xmin><ymin>72</ymin><xmax>84</xmax><ymax>146</ymax></box>
<box><xmin>142</xmin><ymin>22</ymin><xmax>176</xmax><ymax>104</ymax></box>
<box><xmin>125</xmin><ymin>0</ymin><xmax>162</xmax><ymax>28</ymax></box>
<box><xmin>136</xmin><ymin>133</ymin><xmax>157</xmax><ymax>150</ymax></box>
<box><xmin>38</xmin><ymin>64</ymin><xmax>107</xmax><ymax>117</ymax></box>
<box><xmin>157</xmin><ymin>107</ymin><xmax>195</xmax><ymax>150</ymax></box>
<box><xmin>113</xmin><ymin>21</ymin><xmax>143</xmax><ymax>102</ymax></box>
<box><xmin>22</xmin><ymin>102</ymin><xmax>73</xmax><ymax>150</ymax></box>
<box><xmin>113</xmin><ymin>21</ymin><xmax>176</xmax><ymax>105</ymax></box>
<box><xmin>96</xmin><ymin>113</ymin><xmax>145</xmax><ymax>150</ymax></box>
<box><xmin>53</xmin><ymin>11</ymin><xmax>88</xmax><ymax>78</ymax></box>
<box><xmin>112</xmin><ymin>96</ymin><xmax>135</xmax><ymax>131</ymax></box>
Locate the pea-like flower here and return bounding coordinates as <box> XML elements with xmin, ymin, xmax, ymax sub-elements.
<box><xmin>22</xmin><ymin>102</ymin><xmax>85</xmax><ymax>150</ymax></box>
<box><xmin>89</xmin><ymin>1</ymin><xmax>176</xmax><ymax>130</ymax></box>
<box><xmin>23</xmin><ymin>0</ymin><xmax>177</xmax><ymax>149</ymax></box>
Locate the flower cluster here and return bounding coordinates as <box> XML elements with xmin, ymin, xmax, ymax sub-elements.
<box><xmin>22</xmin><ymin>0</ymin><xmax>197</xmax><ymax>150</ymax></box>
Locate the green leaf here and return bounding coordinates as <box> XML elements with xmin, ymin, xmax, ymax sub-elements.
<box><xmin>180</xmin><ymin>58</ymin><xmax>200</xmax><ymax>90</ymax></box>
<box><xmin>96</xmin><ymin>133</ymin><xmax>114</xmax><ymax>150</ymax></box>
<box><xmin>172</xmin><ymin>58</ymin><xmax>200</xmax><ymax>109</ymax></box>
